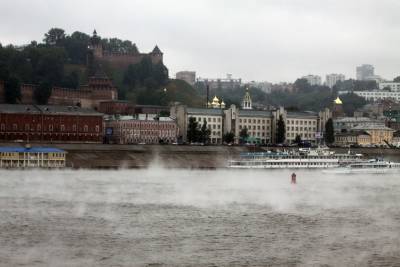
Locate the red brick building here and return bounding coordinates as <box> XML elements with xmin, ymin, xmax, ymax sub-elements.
<box><xmin>98</xmin><ymin>100</ymin><xmax>135</xmax><ymax>115</ymax></box>
<box><xmin>0</xmin><ymin>104</ymin><xmax>104</xmax><ymax>143</ymax></box>
<box><xmin>1</xmin><ymin>74</ymin><xmax>118</xmax><ymax>110</ymax></box>
<box><xmin>105</xmin><ymin>117</ymin><xmax>178</xmax><ymax>144</ymax></box>
<box><xmin>89</xmin><ymin>30</ymin><xmax>164</xmax><ymax>69</ymax></box>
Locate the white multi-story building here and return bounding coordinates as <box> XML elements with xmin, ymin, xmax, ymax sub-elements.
<box><xmin>197</xmin><ymin>74</ymin><xmax>242</xmax><ymax>90</ymax></box>
<box><xmin>340</xmin><ymin>90</ymin><xmax>400</xmax><ymax>102</ymax></box>
<box><xmin>379</xmin><ymin>82</ymin><xmax>400</xmax><ymax>92</ymax></box>
<box><xmin>325</xmin><ymin>74</ymin><xmax>345</xmax><ymax>88</ymax></box>
<box><xmin>301</xmin><ymin>75</ymin><xmax>322</xmax><ymax>86</ymax></box>
<box><xmin>333</xmin><ymin>117</ymin><xmax>386</xmax><ymax>133</ymax></box>
<box><xmin>356</xmin><ymin>64</ymin><xmax>374</xmax><ymax>80</ymax></box>
<box><xmin>171</xmin><ymin>90</ymin><xmax>331</xmax><ymax>145</ymax></box>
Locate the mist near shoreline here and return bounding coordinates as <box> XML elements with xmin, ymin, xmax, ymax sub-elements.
<box><xmin>1</xmin><ymin>168</ymin><xmax>400</xmax><ymax>266</ymax></box>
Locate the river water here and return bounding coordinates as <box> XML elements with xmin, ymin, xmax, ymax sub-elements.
<box><xmin>0</xmin><ymin>168</ymin><xmax>400</xmax><ymax>266</ymax></box>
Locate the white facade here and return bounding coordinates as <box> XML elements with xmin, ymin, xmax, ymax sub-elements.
<box><xmin>301</xmin><ymin>75</ymin><xmax>322</xmax><ymax>86</ymax></box>
<box><xmin>379</xmin><ymin>82</ymin><xmax>400</xmax><ymax>92</ymax></box>
<box><xmin>188</xmin><ymin>113</ymin><xmax>224</xmax><ymax>144</ymax></box>
<box><xmin>325</xmin><ymin>74</ymin><xmax>345</xmax><ymax>88</ymax></box>
<box><xmin>348</xmin><ymin>91</ymin><xmax>400</xmax><ymax>102</ymax></box>
<box><xmin>333</xmin><ymin>117</ymin><xmax>385</xmax><ymax>133</ymax></box>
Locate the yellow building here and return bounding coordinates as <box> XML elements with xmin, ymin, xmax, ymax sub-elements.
<box><xmin>335</xmin><ymin>131</ymin><xmax>371</xmax><ymax>147</ymax></box>
<box><xmin>0</xmin><ymin>147</ymin><xmax>66</xmax><ymax>168</ymax></box>
<box><xmin>352</xmin><ymin>125</ymin><xmax>395</xmax><ymax>145</ymax></box>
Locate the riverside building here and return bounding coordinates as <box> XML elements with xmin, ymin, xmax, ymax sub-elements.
<box><xmin>171</xmin><ymin>90</ymin><xmax>330</xmax><ymax>145</ymax></box>
<box><xmin>0</xmin><ymin>104</ymin><xmax>104</xmax><ymax>143</ymax></box>
<box><xmin>0</xmin><ymin>146</ymin><xmax>66</xmax><ymax>168</ymax></box>
<box><xmin>104</xmin><ymin>116</ymin><xmax>178</xmax><ymax>144</ymax></box>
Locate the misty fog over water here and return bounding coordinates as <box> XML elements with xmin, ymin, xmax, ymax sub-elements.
<box><xmin>1</xmin><ymin>168</ymin><xmax>400</xmax><ymax>266</ymax></box>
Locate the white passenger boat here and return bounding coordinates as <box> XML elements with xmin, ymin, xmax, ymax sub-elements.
<box><xmin>323</xmin><ymin>159</ymin><xmax>400</xmax><ymax>174</ymax></box>
<box><xmin>228</xmin><ymin>148</ymin><xmax>363</xmax><ymax>169</ymax></box>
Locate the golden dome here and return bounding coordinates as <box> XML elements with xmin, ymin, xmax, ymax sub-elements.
<box><xmin>334</xmin><ymin>97</ymin><xmax>343</xmax><ymax>105</ymax></box>
<box><xmin>212</xmin><ymin>96</ymin><xmax>219</xmax><ymax>102</ymax></box>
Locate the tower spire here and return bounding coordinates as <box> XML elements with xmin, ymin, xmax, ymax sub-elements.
<box><xmin>242</xmin><ymin>88</ymin><xmax>252</xmax><ymax>110</ymax></box>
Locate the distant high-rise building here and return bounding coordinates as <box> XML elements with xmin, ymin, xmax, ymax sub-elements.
<box><xmin>197</xmin><ymin>74</ymin><xmax>242</xmax><ymax>90</ymax></box>
<box><xmin>356</xmin><ymin>64</ymin><xmax>374</xmax><ymax>80</ymax></box>
<box><xmin>301</xmin><ymin>75</ymin><xmax>322</xmax><ymax>86</ymax></box>
<box><xmin>176</xmin><ymin>71</ymin><xmax>196</xmax><ymax>86</ymax></box>
<box><xmin>325</xmin><ymin>74</ymin><xmax>345</xmax><ymax>88</ymax></box>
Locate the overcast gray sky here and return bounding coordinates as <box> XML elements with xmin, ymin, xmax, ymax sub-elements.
<box><xmin>1</xmin><ymin>0</ymin><xmax>400</xmax><ymax>83</ymax></box>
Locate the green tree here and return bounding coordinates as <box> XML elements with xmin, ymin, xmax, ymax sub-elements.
<box><xmin>325</xmin><ymin>118</ymin><xmax>335</xmax><ymax>145</ymax></box>
<box><xmin>44</xmin><ymin>28</ymin><xmax>66</xmax><ymax>46</ymax></box>
<box><xmin>294</xmin><ymin>134</ymin><xmax>302</xmax><ymax>145</ymax></box>
<box><xmin>34</xmin><ymin>81</ymin><xmax>52</xmax><ymax>104</ymax></box>
<box><xmin>200</xmin><ymin>119</ymin><xmax>211</xmax><ymax>144</ymax></box>
<box><xmin>276</xmin><ymin>115</ymin><xmax>286</xmax><ymax>144</ymax></box>
<box><xmin>4</xmin><ymin>75</ymin><xmax>21</xmax><ymax>104</ymax></box>
<box><xmin>340</xmin><ymin>93</ymin><xmax>367</xmax><ymax>116</ymax></box>
<box><xmin>63</xmin><ymin>31</ymin><xmax>91</xmax><ymax>64</ymax></box>
<box><xmin>62</xmin><ymin>70</ymin><xmax>80</xmax><ymax>88</ymax></box>
<box><xmin>223</xmin><ymin>131</ymin><xmax>235</xmax><ymax>144</ymax></box>
<box><xmin>187</xmin><ymin>117</ymin><xmax>199</xmax><ymax>143</ymax></box>
<box><xmin>239</xmin><ymin>127</ymin><xmax>249</xmax><ymax>144</ymax></box>
<box><xmin>394</xmin><ymin>76</ymin><xmax>400</xmax><ymax>83</ymax></box>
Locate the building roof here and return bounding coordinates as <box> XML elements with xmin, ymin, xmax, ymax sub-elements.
<box><xmin>334</xmin><ymin>97</ymin><xmax>343</xmax><ymax>105</ymax></box>
<box><xmin>352</xmin><ymin>124</ymin><xmax>395</xmax><ymax>131</ymax></box>
<box><xmin>286</xmin><ymin>111</ymin><xmax>318</xmax><ymax>119</ymax></box>
<box><xmin>238</xmin><ymin>109</ymin><xmax>272</xmax><ymax>118</ymax></box>
<box><xmin>152</xmin><ymin>45</ymin><xmax>162</xmax><ymax>54</ymax></box>
<box><xmin>187</xmin><ymin>108</ymin><xmax>224</xmax><ymax>116</ymax></box>
<box><xmin>0</xmin><ymin>147</ymin><xmax>66</xmax><ymax>153</ymax></box>
<box><xmin>336</xmin><ymin>130</ymin><xmax>370</xmax><ymax>137</ymax></box>
<box><xmin>334</xmin><ymin>117</ymin><xmax>373</xmax><ymax>123</ymax></box>
<box><xmin>0</xmin><ymin>104</ymin><xmax>103</xmax><ymax>116</ymax></box>
<box><xmin>0</xmin><ymin>104</ymin><xmax>41</xmax><ymax>114</ymax></box>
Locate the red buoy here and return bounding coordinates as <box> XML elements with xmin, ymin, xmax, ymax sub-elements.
<box><xmin>291</xmin><ymin>173</ymin><xmax>297</xmax><ymax>184</ymax></box>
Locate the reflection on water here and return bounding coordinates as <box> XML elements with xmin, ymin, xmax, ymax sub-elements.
<box><xmin>0</xmin><ymin>168</ymin><xmax>400</xmax><ymax>266</ymax></box>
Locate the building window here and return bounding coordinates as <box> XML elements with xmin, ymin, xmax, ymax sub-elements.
<box><xmin>95</xmin><ymin>125</ymin><xmax>100</xmax><ymax>132</ymax></box>
<box><xmin>13</xmin><ymin>124</ymin><xmax>18</xmax><ymax>131</ymax></box>
<box><xmin>84</xmin><ymin>125</ymin><xmax>89</xmax><ymax>132</ymax></box>
<box><xmin>61</xmin><ymin>125</ymin><xmax>65</xmax><ymax>132</ymax></box>
<box><xmin>72</xmin><ymin>124</ymin><xmax>77</xmax><ymax>131</ymax></box>
<box><xmin>0</xmin><ymin>123</ymin><xmax>5</xmax><ymax>131</ymax></box>
<box><xmin>49</xmin><ymin>125</ymin><xmax>53</xmax><ymax>132</ymax></box>
<box><xmin>25</xmin><ymin>124</ymin><xmax>30</xmax><ymax>131</ymax></box>
<box><xmin>37</xmin><ymin>124</ymin><xmax>41</xmax><ymax>131</ymax></box>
